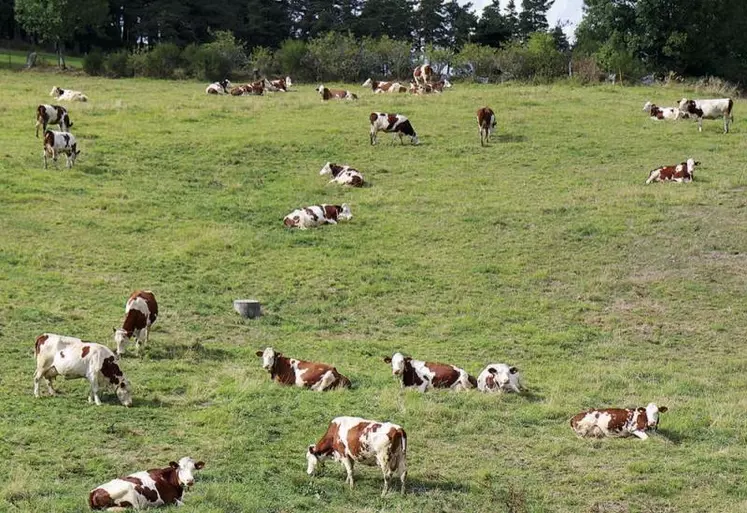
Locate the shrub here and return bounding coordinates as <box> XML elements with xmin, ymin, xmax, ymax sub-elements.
<box><xmin>366</xmin><ymin>36</ymin><xmax>412</xmax><ymax>80</ymax></box>
<box><xmin>457</xmin><ymin>43</ymin><xmax>501</xmax><ymax>81</ymax></box>
<box><xmin>131</xmin><ymin>43</ymin><xmax>183</xmax><ymax>79</ymax></box>
<box><xmin>250</xmin><ymin>46</ymin><xmax>275</xmax><ymax>78</ymax></box>
<box><xmin>275</xmin><ymin>39</ymin><xmax>311</xmax><ymax>81</ymax></box>
<box><xmin>104</xmin><ymin>50</ymin><xmax>133</xmax><ymax>78</ymax></box>
<box><xmin>83</xmin><ymin>49</ymin><xmax>105</xmax><ymax>76</ymax></box>
<box><xmin>525</xmin><ymin>32</ymin><xmax>566</xmax><ymax>82</ymax></box>
<box><xmin>196</xmin><ymin>30</ymin><xmax>248</xmax><ymax>81</ymax></box>
<box><xmin>307</xmin><ymin>32</ymin><xmax>364</xmax><ymax>82</ymax></box>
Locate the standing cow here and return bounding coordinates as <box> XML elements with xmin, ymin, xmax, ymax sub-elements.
<box><xmin>477</xmin><ymin>107</ymin><xmax>496</xmax><ymax>146</ymax></box>
<box><xmin>307</xmin><ymin>416</ymin><xmax>407</xmax><ymax>496</ymax></box>
<box><xmin>369</xmin><ymin>113</ymin><xmax>419</xmax><ymax>145</ymax></box>
<box><xmin>413</xmin><ymin>64</ymin><xmax>433</xmax><ymax>85</ymax></box>
<box><xmin>36</xmin><ymin>104</ymin><xmax>72</xmax><ymax>137</ymax></box>
<box><xmin>255</xmin><ymin>347</ymin><xmax>352</xmax><ymax>390</ymax></box>
<box><xmin>114</xmin><ymin>290</ymin><xmax>159</xmax><ymax>356</ymax></box>
<box><xmin>570</xmin><ymin>403</ymin><xmax>668</xmax><ymax>440</ymax></box>
<box><xmin>43</xmin><ymin>130</ymin><xmax>80</xmax><ymax>169</ymax></box>
<box><xmin>383</xmin><ymin>352</ymin><xmax>475</xmax><ymax>392</ymax></box>
<box><xmin>678</xmin><ymin>97</ymin><xmax>733</xmax><ymax>133</ymax></box>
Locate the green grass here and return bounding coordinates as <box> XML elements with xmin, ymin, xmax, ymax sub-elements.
<box><xmin>0</xmin><ymin>48</ymin><xmax>83</xmax><ymax>69</ymax></box>
<box><xmin>2</xmin><ymin>72</ymin><xmax>747</xmax><ymax>513</ymax></box>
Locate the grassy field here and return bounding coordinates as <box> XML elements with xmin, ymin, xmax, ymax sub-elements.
<box><xmin>1</xmin><ymin>71</ymin><xmax>746</xmax><ymax>513</ymax></box>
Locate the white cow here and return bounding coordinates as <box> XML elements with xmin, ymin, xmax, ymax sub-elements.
<box><xmin>678</xmin><ymin>97</ymin><xmax>734</xmax><ymax>133</ymax></box>
<box><xmin>369</xmin><ymin>112</ymin><xmax>419</xmax><ymax>145</ymax></box>
<box><xmin>206</xmin><ymin>79</ymin><xmax>232</xmax><ymax>94</ymax></box>
<box><xmin>283</xmin><ymin>204</ymin><xmax>352</xmax><ymax>229</ymax></box>
<box><xmin>36</xmin><ymin>104</ymin><xmax>72</xmax><ymax>137</ymax></box>
<box><xmin>43</xmin><ymin>130</ymin><xmax>80</xmax><ymax>169</ymax></box>
<box><xmin>50</xmin><ymin>86</ymin><xmax>88</xmax><ymax>101</ymax></box>
<box><xmin>319</xmin><ymin>162</ymin><xmax>364</xmax><ymax>187</ymax></box>
<box><xmin>642</xmin><ymin>101</ymin><xmax>685</xmax><ymax>120</ymax></box>
<box><xmin>476</xmin><ymin>363</ymin><xmax>523</xmax><ymax>393</ymax></box>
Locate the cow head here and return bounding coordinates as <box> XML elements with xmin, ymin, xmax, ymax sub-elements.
<box><xmin>645</xmin><ymin>403</ymin><xmax>668</xmax><ymax>430</ymax></box>
<box><xmin>642</xmin><ymin>101</ymin><xmax>653</xmax><ymax>113</ymax></box>
<box><xmin>442</xmin><ymin>79</ymin><xmax>452</xmax><ymax>88</ymax></box>
<box><xmin>113</xmin><ymin>327</ymin><xmax>130</xmax><ymax>355</ymax></box>
<box><xmin>319</xmin><ymin>162</ymin><xmax>334</xmax><ymax>176</ymax></box>
<box><xmin>219</xmin><ymin>79</ymin><xmax>232</xmax><ymax>92</ymax></box>
<box><xmin>384</xmin><ymin>352</ymin><xmax>407</xmax><ymax>375</ymax></box>
<box><xmin>339</xmin><ymin>203</ymin><xmax>352</xmax><ymax>221</ymax></box>
<box><xmin>686</xmin><ymin>158</ymin><xmax>700</xmax><ymax>173</ymax></box>
<box><xmin>171</xmin><ymin>457</ymin><xmax>205</xmax><ymax>488</ymax></box>
<box><xmin>50</xmin><ymin>86</ymin><xmax>63</xmax><ymax>98</ymax></box>
<box><xmin>316</xmin><ymin>85</ymin><xmax>326</xmax><ymax>95</ymax></box>
<box><xmin>116</xmin><ymin>378</ymin><xmax>133</xmax><ymax>407</ymax></box>
<box><xmin>306</xmin><ymin>445</ymin><xmax>327</xmax><ymax>475</ymax></box>
<box><xmin>487</xmin><ymin>364</ymin><xmax>520</xmax><ymax>392</ymax></box>
<box><xmin>256</xmin><ymin>347</ymin><xmax>277</xmax><ymax>370</ymax></box>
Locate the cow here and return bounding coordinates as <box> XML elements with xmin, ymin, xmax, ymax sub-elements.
<box><xmin>362</xmin><ymin>79</ymin><xmax>407</xmax><ymax>94</ymax></box>
<box><xmin>43</xmin><ymin>130</ymin><xmax>80</xmax><ymax>169</ymax></box>
<box><xmin>645</xmin><ymin>158</ymin><xmax>699</xmax><ymax>184</ymax></box>
<box><xmin>383</xmin><ymin>352</ymin><xmax>475</xmax><ymax>392</ymax></box>
<box><xmin>283</xmin><ymin>204</ymin><xmax>352</xmax><ymax>229</ymax></box>
<box><xmin>89</xmin><ymin>457</ymin><xmax>205</xmax><ymax>510</ymax></box>
<box><xmin>50</xmin><ymin>86</ymin><xmax>88</xmax><ymax>102</ymax></box>
<box><xmin>319</xmin><ymin>162</ymin><xmax>364</xmax><ymax>187</ymax></box>
<box><xmin>36</xmin><ymin>104</ymin><xmax>72</xmax><ymax>137</ymax></box>
<box><xmin>476</xmin><ymin>363</ymin><xmax>523</xmax><ymax>393</ymax></box>
<box><xmin>413</xmin><ymin>64</ymin><xmax>433</xmax><ymax>85</ymax></box>
<box><xmin>205</xmin><ymin>79</ymin><xmax>232</xmax><ymax>95</ymax></box>
<box><xmin>477</xmin><ymin>107</ymin><xmax>497</xmax><ymax>146</ymax></box>
<box><xmin>263</xmin><ymin>76</ymin><xmax>292</xmax><ymax>92</ymax></box>
<box><xmin>317</xmin><ymin>85</ymin><xmax>358</xmax><ymax>101</ymax></box>
<box><xmin>429</xmin><ymin>79</ymin><xmax>452</xmax><ymax>92</ymax></box>
<box><xmin>114</xmin><ymin>290</ymin><xmax>159</xmax><ymax>356</ymax></box>
<box><xmin>570</xmin><ymin>403</ymin><xmax>668</xmax><ymax>440</ymax></box>
<box><xmin>678</xmin><ymin>97</ymin><xmax>734</xmax><ymax>133</ymax></box>
<box><xmin>255</xmin><ymin>347</ymin><xmax>351</xmax><ymax>390</ymax></box>
<box><xmin>230</xmin><ymin>81</ymin><xmax>264</xmax><ymax>96</ymax></box>
<box><xmin>33</xmin><ymin>333</ymin><xmax>132</xmax><ymax>407</ymax></box>
<box><xmin>369</xmin><ymin>112</ymin><xmax>419</xmax><ymax>145</ymax></box>
<box><xmin>306</xmin><ymin>416</ymin><xmax>407</xmax><ymax>496</ymax></box>
<box><xmin>642</xmin><ymin>101</ymin><xmax>686</xmax><ymax>121</ymax></box>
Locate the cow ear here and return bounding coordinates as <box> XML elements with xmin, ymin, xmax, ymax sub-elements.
<box><xmin>169</xmin><ymin>461</ymin><xmax>179</xmax><ymax>469</ymax></box>
<box><xmin>195</xmin><ymin>461</ymin><xmax>205</xmax><ymax>469</ymax></box>
<box><xmin>383</xmin><ymin>357</ymin><xmax>392</xmax><ymax>363</ymax></box>
<box><xmin>509</xmin><ymin>366</ymin><xmax>518</xmax><ymax>374</ymax></box>
<box><xmin>658</xmin><ymin>406</ymin><xmax>668</xmax><ymax>413</ymax></box>
<box><xmin>255</xmin><ymin>350</ymin><xmax>263</xmax><ymax>357</ymax></box>
<box><xmin>112</xmin><ymin>327</ymin><xmax>117</xmax><ymax>333</ymax></box>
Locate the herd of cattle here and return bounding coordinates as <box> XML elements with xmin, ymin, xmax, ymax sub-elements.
<box><xmin>26</xmin><ymin>70</ymin><xmax>736</xmax><ymax>509</ymax></box>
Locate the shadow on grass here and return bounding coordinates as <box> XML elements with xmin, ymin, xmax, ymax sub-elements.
<box><xmin>519</xmin><ymin>389</ymin><xmax>544</xmax><ymax>403</ymax></box>
<box><xmin>142</xmin><ymin>342</ymin><xmax>231</xmax><ymax>361</ymax></box>
<box><xmin>496</xmin><ymin>133</ymin><xmax>527</xmax><ymax>143</ymax></box>
<box><xmin>656</xmin><ymin>428</ymin><xmax>684</xmax><ymax>444</ymax></box>
<box><xmin>406</xmin><ymin>477</ymin><xmax>470</xmax><ymax>495</ymax></box>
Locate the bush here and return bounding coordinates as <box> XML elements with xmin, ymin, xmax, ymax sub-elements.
<box><xmin>525</xmin><ymin>32</ymin><xmax>566</xmax><ymax>82</ymax></box>
<box><xmin>196</xmin><ymin>30</ymin><xmax>248</xmax><ymax>81</ymax></box>
<box><xmin>104</xmin><ymin>50</ymin><xmax>133</xmax><ymax>78</ymax></box>
<box><xmin>275</xmin><ymin>39</ymin><xmax>311</xmax><ymax>81</ymax></box>
<box><xmin>457</xmin><ymin>43</ymin><xmax>501</xmax><ymax>82</ymax></box>
<box><xmin>131</xmin><ymin>43</ymin><xmax>183</xmax><ymax>79</ymax></box>
<box><xmin>83</xmin><ymin>49</ymin><xmax>105</xmax><ymax>76</ymax></box>
<box><xmin>307</xmin><ymin>32</ymin><xmax>364</xmax><ymax>82</ymax></box>
<box><xmin>367</xmin><ymin>36</ymin><xmax>412</xmax><ymax>80</ymax></box>
<box><xmin>250</xmin><ymin>46</ymin><xmax>275</xmax><ymax>78</ymax></box>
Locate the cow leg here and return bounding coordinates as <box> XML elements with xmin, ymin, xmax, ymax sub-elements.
<box><xmin>41</xmin><ymin>366</ymin><xmax>59</xmax><ymax>395</ymax></box>
<box><xmin>698</xmin><ymin>118</ymin><xmax>703</xmax><ymax>132</ymax></box>
<box><xmin>724</xmin><ymin>114</ymin><xmax>729</xmax><ymax>133</ymax></box>
<box><xmin>43</xmin><ymin>150</ymin><xmax>48</xmax><ymax>169</ymax></box>
<box><xmin>377</xmin><ymin>454</ymin><xmax>392</xmax><ymax>496</ymax></box>
<box><xmin>631</xmin><ymin>430</ymin><xmax>649</xmax><ymax>440</ymax></box>
<box><xmin>342</xmin><ymin>458</ymin><xmax>355</xmax><ymax>489</ymax></box>
<box><xmin>88</xmin><ymin>375</ymin><xmax>102</xmax><ymax>405</ymax></box>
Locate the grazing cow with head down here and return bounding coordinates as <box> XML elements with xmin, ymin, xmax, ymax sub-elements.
<box><xmin>642</xmin><ymin>101</ymin><xmax>686</xmax><ymax>121</ymax></box>
<box><xmin>383</xmin><ymin>352</ymin><xmax>475</xmax><ymax>392</ymax></box>
<box><xmin>477</xmin><ymin>107</ymin><xmax>496</xmax><ymax>146</ymax></box>
<box><xmin>283</xmin><ymin>203</ymin><xmax>352</xmax><ymax>229</ymax></box>
<box><xmin>645</xmin><ymin>158</ymin><xmax>699</xmax><ymax>184</ymax></box>
<box><xmin>317</xmin><ymin>85</ymin><xmax>358</xmax><ymax>101</ymax></box>
<box><xmin>369</xmin><ymin>112</ymin><xmax>419</xmax><ymax>145</ymax></box>
<box><xmin>205</xmin><ymin>79</ymin><xmax>232</xmax><ymax>95</ymax></box>
<box><xmin>570</xmin><ymin>403</ymin><xmax>668</xmax><ymax>440</ymax></box>
<box><xmin>319</xmin><ymin>162</ymin><xmax>364</xmax><ymax>187</ymax></box>
<box><xmin>89</xmin><ymin>457</ymin><xmax>205</xmax><ymax>510</ymax></box>
<box><xmin>33</xmin><ymin>333</ymin><xmax>132</xmax><ymax>406</ymax></box>
<box><xmin>43</xmin><ymin>130</ymin><xmax>80</xmax><ymax>169</ymax></box>
<box><xmin>413</xmin><ymin>64</ymin><xmax>433</xmax><ymax>85</ymax></box>
<box><xmin>50</xmin><ymin>86</ymin><xmax>88</xmax><ymax>102</ymax></box>
<box><xmin>307</xmin><ymin>416</ymin><xmax>407</xmax><ymax>496</ymax></box>
<box><xmin>476</xmin><ymin>363</ymin><xmax>523</xmax><ymax>393</ymax></box>
<box><xmin>114</xmin><ymin>290</ymin><xmax>159</xmax><ymax>356</ymax></box>
<box><xmin>678</xmin><ymin>97</ymin><xmax>733</xmax><ymax>133</ymax></box>
<box><xmin>255</xmin><ymin>347</ymin><xmax>351</xmax><ymax>390</ymax></box>
<box><xmin>36</xmin><ymin>104</ymin><xmax>72</xmax><ymax>137</ymax></box>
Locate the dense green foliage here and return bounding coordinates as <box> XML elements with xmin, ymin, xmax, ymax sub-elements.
<box><xmin>2</xmin><ymin>71</ymin><xmax>747</xmax><ymax>513</ymax></box>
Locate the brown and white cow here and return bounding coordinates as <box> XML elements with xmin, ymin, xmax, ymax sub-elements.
<box><xmin>33</xmin><ymin>333</ymin><xmax>132</xmax><ymax>406</ymax></box>
<box><xmin>362</xmin><ymin>79</ymin><xmax>407</xmax><ymax>94</ymax></box>
<box><xmin>369</xmin><ymin>112</ymin><xmax>419</xmax><ymax>145</ymax></box>
<box><xmin>476</xmin><ymin>363</ymin><xmax>523</xmax><ymax>393</ymax></box>
<box><xmin>307</xmin><ymin>416</ymin><xmax>407</xmax><ymax>496</ymax></box>
<box><xmin>383</xmin><ymin>352</ymin><xmax>475</xmax><ymax>392</ymax></box>
<box><xmin>36</xmin><ymin>104</ymin><xmax>72</xmax><ymax>137</ymax></box>
<box><xmin>43</xmin><ymin>130</ymin><xmax>80</xmax><ymax>169</ymax></box>
<box><xmin>678</xmin><ymin>97</ymin><xmax>733</xmax><ymax>133</ymax></box>
<box><xmin>477</xmin><ymin>106</ymin><xmax>496</xmax><ymax>146</ymax></box>
<box><xmin>206</xmin><ymin>79</ymin><xmax>232</xmax><ymax>94</ymax></box>
<box><xmin>645</xmin><ymin>158</ymin><xmax>699</xmax><ymax>184</ymax></box>
<box><xmin>114</xmin><ymin>290</ymin><xmax>159</xmax><ymax>356</ymax></box>
<box><xmin>283</xmin><ymin>203</ymin><xmax>352</xmax><ymax>229</ymax></box>
<box><xmin>255</xmin><ymin>347</ymin><xmax>351</xmax><ymax>390</ymax></box>
<box><xmin>570</xmin><ymin>403</ymin><xmax>668</xmax><ymax>440</ymax></box>
<box><xmin>50</xmin><ymin>86</ymin><xmax>88</xmax><ymax>102</ymax></box>
<box><xmin>642</xmin><ymin>101</ymin><xmax>686</xmax><ymax>121</ymax></box>
<box><xmin>319</xmin><ymin>162</ymin><xmax>364</xmax><ymax>187</ymax></box>
<box><xmin>413</xmin><ymin>64</ymin><xmax>433</xmax><ymax>85</ymax></box>
<box><xmin>231</xmin><ymin>81</ymin><xmax>264</xmax><ymax>96</ymax></box>
<box><xmin>429</xmin><ymin>79</ymin><xmax>451</xmax><ymax>92</ymax></box>
<box><xmin>89</xmin><ymin>457</ymin><xmax>205</xmax><ymax>510</ymax></box>
<box><xmin>317</xmin><ymin>85</ymin><xmax>357</xmax><ymax>101</ymax></box>
<box><xmin>263</xmin><ymin>76</ymin><xmax>292</xmax><ymax>92</ymax></box>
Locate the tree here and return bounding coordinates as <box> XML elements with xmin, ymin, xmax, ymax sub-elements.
<box><xmin>518</xmin><ymin>0</ymin><xmax>553</xmax><ymax>40</ymax></box>
<box><xmin>474</xmin><ymin>0</ymin><xmax>510</xmax><ymax>48</ymax></box>
<box><xmin>357</xmin><ymin>0</ymin><xmax>414</xmax><ymax>41</ymax></box>
<box><xmin>442</xmin><ymin>0</ymin><xmax>476</xmax><ymax>48</ymax></box>
<box><xmin>416</xmin><ymin>0</ymin><xmax>446</xmax><ymax>47</ymax></box>
<box><xmin>240</xmin><ymin>0</ymin><xmax>291</xmax><ymax>49</ymax></box>
<box><xmin>504</xmin><ymin>0</ymin><xmax>519</xmax><ymax>40</ymax></box>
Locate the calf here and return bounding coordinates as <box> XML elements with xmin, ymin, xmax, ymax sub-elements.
<box><xmin>43</xmin><ymin>130</ymin><xmax>80</xmax><ymax>169</ymax></box>
<box><xmin>33</xmin><ymin>333</ymin><xmax>132</xmax><ymax>406</ymax></box>
<box><xmin>50</xmin><ymin>86</ymin><xmax>88</xmax><ymax>102</ymax></box>
<box><xmin>114</xmin><ymin>290</ymin><xmax>159</xmax><ymax>356</ymax></box>
<box><xmin>645</xmin><ymin>158</ymin><xmax>699</xmax><ymax>184</ymax></box>
<box><xmin>413</xmin><ymin>64</ymin><xmax>433</xmax><ymax>85</ymax></box>
<box><xmin>476</xmin><ymin>363</ymin><xmax>523</xmax><ymax>393</ymax></box>
<box><xmin>89</xmin><ymin>457</ymin><xmax>205</xmax><ymax>510</ymax></box>
<box><xmin>317</xmin><ymin>85</ymin><xmax>357</xmax><ymax>101</ymax></box>
<box><xmin>383</xmin><ymin>352</ymin><xmax>475</xmax><ymax>392</ymax></box>
<box><xmin>678</xmin><ymin>97</ymin><xmax>734</xmax><ymax>133</ymax></box>
<box><xmin>307</xmin><ymin>416</ymin><xmax>407</xmax><ymax>496</ymax></box>
<box><xmin>255</xmin><ymin>347</ymin><xmax>351</xmax><ymax>390</ymax></box>
<box><xmin>283</xmin><ymin>203</ymin><xmax>352</xmax><ymax>229</ymax></box>
<box><xmin>369</xmin><ymin>112</ymin><xmax>419</xmax><ymax>145</ymax></box>
<box><xmin>570</xmin><ymin>403</ymin><xmax>668</xmax><ymax>440</ymax></box>
<box><xmin>205</xmin><ymin>79</ymin><xmax>232</xmax><ymax>95</ymax></box>
<box><xmin>36</xmin><ymin>104</ymin><xmax>72</xmax><ymax>137</ymax></box>
<box><xmin>477</xmin><ymin>107</ymin><xmax>496</xmax><ymax>146</ymax></box>
<box><xmin>642</xmin><ymin>101</ymin><xmax>686</xmax><ymax>121</ymax></box>
<box><xmin>319</xmin><ymin>162</ymin><xmax>364</xmax><ymax>187</ymax></box>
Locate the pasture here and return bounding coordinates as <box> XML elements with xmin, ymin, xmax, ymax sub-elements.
<box><xmin>1</xmin><ymin>71</ymin><xmax>747</xmax><ymax>513</ymax></box>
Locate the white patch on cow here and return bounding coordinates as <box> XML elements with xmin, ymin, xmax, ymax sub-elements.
<box><xmin>43</xmin><ymin>130</ymin><xmax>80</xmax><ymax>169</ymax></box>
<box><xmin>260</xmin><ymin>347</ymin><xmax>277</xmax><ymax>370</ymax></box>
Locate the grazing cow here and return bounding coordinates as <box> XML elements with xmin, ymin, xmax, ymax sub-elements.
<box><xmin>678</xmin><ymin>97</ymin><xmax>734</xmax><ymax>133</ymax></box>
<box><xmin>413</xmin><ymin>64</ymin><xmax>433</xmax><ymax>85</ymax></box>
<box><xmin>89</xmin><ymin>457</ymin><xmax>205</xmax><ymax>510</ymax></box>
<box><xmin>205</xmin><ymin>79</ymin><xmax>232</xmax><ymax>95</ymax></box>
<box><xmin>362</xmin><ymin>79</ymin><xmax>407</xmax><ymax>94</ymax></box>
<box><xmin>114</xmin><ymin>290</ymin><xmax>159</xmax><ymax>356</ymax></box>
<box><xmin>307</xmin><ymin>416</ymin><xmax>407</xmax><ymax>496</ymax></box>
<box><xmin>383</xmin><ymin>352</ymin><xmax>475</xmax><ymax>392</ymax></box>
<box><xmin>255</xmin><ymin>347</ymin><xmax>351</xmax><ymax>390</ymax></box>
<box><xmin>642</xmin><ymin>101</ymin><xmax>686</xmax><ymax>121</ymax></box>
<box><xmin>33</xmin><ymin>333</ymin><xmax>132</xmax><ymax>406</ymax></box>
<box><xmin>283</xmin><ymin>204</ymin><xmax>352</xmax><ymax>229</ymax></box>
<box><xmin>319</xmin><ymin>162</ymin><xmax>364</xmax><ymax>187</ymax></box>
<box><xmin>36</xmin><ymin>104</ymin><xmax>72</xmax><ymax>137</ymax></box>
<box><xmin>43</xmin><ymin>130</ymin><xmax>80</xmax><ymax>169</ymax></box>
<box><xmin>50</xmin><ymin>86</ymin><xmax>88</xmax><ymax>102</ymax></box>
<box><xmin>476</xmin><ymin>363</ymin><xmax>523</xmax><ymax>393</ymax></box>
<box><xmin>317</xmin><ymin>85</ymin><xmax>358</xmax><ymax>101</ymax></box>
<box><xmin>477</xmin><ymin>107</ymin><xmax>496</xmax><ymax>146</ymax></box>
<box><xmin>645</xmin><ymin>158</ymin><xmax>699</xmax><ymax>184</ymax></box>
<box><xmin>369</xmin><ymin>112</ymin><xmax>419</xmax><ymax>145</ymax></box>
<box><xmin>263</xmin><ymin>77</ymin><xmax>292</xmax><ymax>92</ymax></box>
<box><xmin>570</xmin><ymin>403</ymin><xmax>668</xmax><ymax>440</ymax></box>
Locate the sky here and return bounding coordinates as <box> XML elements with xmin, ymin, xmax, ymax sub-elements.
<box><xmin>464</xmin><ymin>0</ymin><xmax>585</xmax><ymax>39</ymax></box>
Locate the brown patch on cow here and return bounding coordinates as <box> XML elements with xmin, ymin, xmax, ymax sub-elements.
<box><xmin>477</xmin><ymin>107</ymin><xmax>494</xmax><ymax>128</ymax></box>
<box><xmin>569</xmin><ymin>411</ymin><xmax>586</xmax><ymax>430</ymax></box>
<box><xmin>311</xmin><ymin>421</ymin><xmax>342</xmax><ymax>457</ymax></box>
<box><xmin>370</xmin><ymin>112</ymin><xmax>379</xmax><ymax>125</ymax></box>
<box><xmin>304</xmin><ymin>207</ymin><xmax>319</xmax><ymax>221</ymax></box>
<box><xmin>635</xmin><ymin>408</ymin><xmax>648</xmax><ymax>431</ymax></box>
<box><xmin>35</xmin><ymin>334</ymin><xmax>49</xmax><ymax>355</ymax></box>
<box><xmin>386</xmin><ymin>114</ymin><xmax>399</xmax><ymax>130</ymax></box>
<box><xmin>148</xmin><ymin>466</ymin><xmax>184</xmax><ymax>505</ymax></box>
<box><xmin>379</xmin><ymin>82</ymin><xmax>392</xmax><ymax>91</ymax></box>
<box><xmin>122</xmin><ymin>309</ymin><xmax>147</xmax><ymax>336</ymax></box>
<box><xmin>387</xmin><ymin>427</ymin><xmax>406</xmax><ymax>464</ymax></box>
<box><xmin>284</xmin><ymin>216</ymin><xmax>298</xmax><ymax>227</ymax></box>
<box><xmin>43</xmin><ymin>130</ymin><xmax>54</xmax><ymax>150</ymax></box>
<box><xmin>345</xmin><ymin>421</ymin><xmax>370</xmax><ymax>457</ymax></box>
<box><xmin>349</xmin><ymin>175</ymin><xmax>364</xmax><ymax>187</ymax></box>
<box><xmin>329</xmin><ymin>163</ymin><xmax>344</xmax><ymax>177</ymax></box>
<box><xmin>89</xmin><ymin>488</ymin><xmax>114</xmax><ymax>509</ymax></box>
<box><xmin>119</xmin><ymin>501</ymin><xmax>133</xmax><ymax>508</ymax></box>
<box><xmin>605</xmin><ymin>409</ymin><xmax>633</xmax><ymax>432</ymax></box>
<box><xmin>323</xmin><ymin>205</ymin><xmax>341</xmax><ymax>221</ymax></box>
<box><xmin>334</xmin><ymin>372</ymin><xmax>352</xmax><ymax>389</ymax></box>
<box><xmin>427</xmin><ymin>362</ymin><xmax>460</xmax><ymax>387</ymax></box>
<box><xmin>401</xmin><ymin>358</ymin><xmax>424</xmax><ymax>387</ymax></box>
<box><xmin>268</xmin><ymin>353</ymin><xmax>296</xmax><ymax>385</ymax></box>
<box><xmin>296</xmin><ymin>360</ymin><xmax>334</xmax><ymax>388</ymax></box>
<box><xmin>130</xmin><ymin>290</ymin><xmax>158</xmax><ymax>324</ymax></box>
<box><xmin>81</xmin><ymin>345</ymin><xmax>91</xmax><ymax>358</ymax></box>
<box><xmin>101</xmin><ymin>356</ymin><xmax>124</xmax><ymax>385</ymax></box>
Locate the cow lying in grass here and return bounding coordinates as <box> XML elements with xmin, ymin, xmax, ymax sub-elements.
<box><xmin>384</xmin><ymin>352</ymin><xmax>475</xmax><ymax>392</ymax></box>
<box><xmin>205</xmin><ymin>79</ymin><xmax>232</xmax><ymax>94</ymax></box>
<box><xmin>362</xmin><ymin>79</ymin><xmax>407</xmax><ymax>93</ymax></box>
<box><xmin>319</xmin><ymin>162</ymin><xmax>365</xmax><ymax>187</ymax></box>
<box><xmin>642</xmin><ymin>101</ymin><xmax>686</xmax><ymax>121</ymax></box>
<box><xmin>476</xmin><ymin>363</ymin><xmax>523</xmax><ymax>393</ymax></box>
<box><xmin>283</xmin><ymin>204</ymin><xmax>352</xmax><ymax>229</ymax></box>
<box><xmin>317</xmin><ymin>85</ymin><xmax>357</xmax><ymax>101</ymax></box>
<box><xmin>645</xmin><ymin>158</ymin><xmax>699</xmax><ymax>184</ymax></box>
<box><xmin>50</xmin><ymin>86</ymin><xmax>88</xmax><ymax>101</ymax></box>
<box><xmin>256</xmin><ymin>347</ymin><xmax>351</xmax><ymax>390</ymax></box>
<box><xmin>570</xmin><ymin>403</ymin><xmax>668</xmax><ymax>440</ymax></box>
